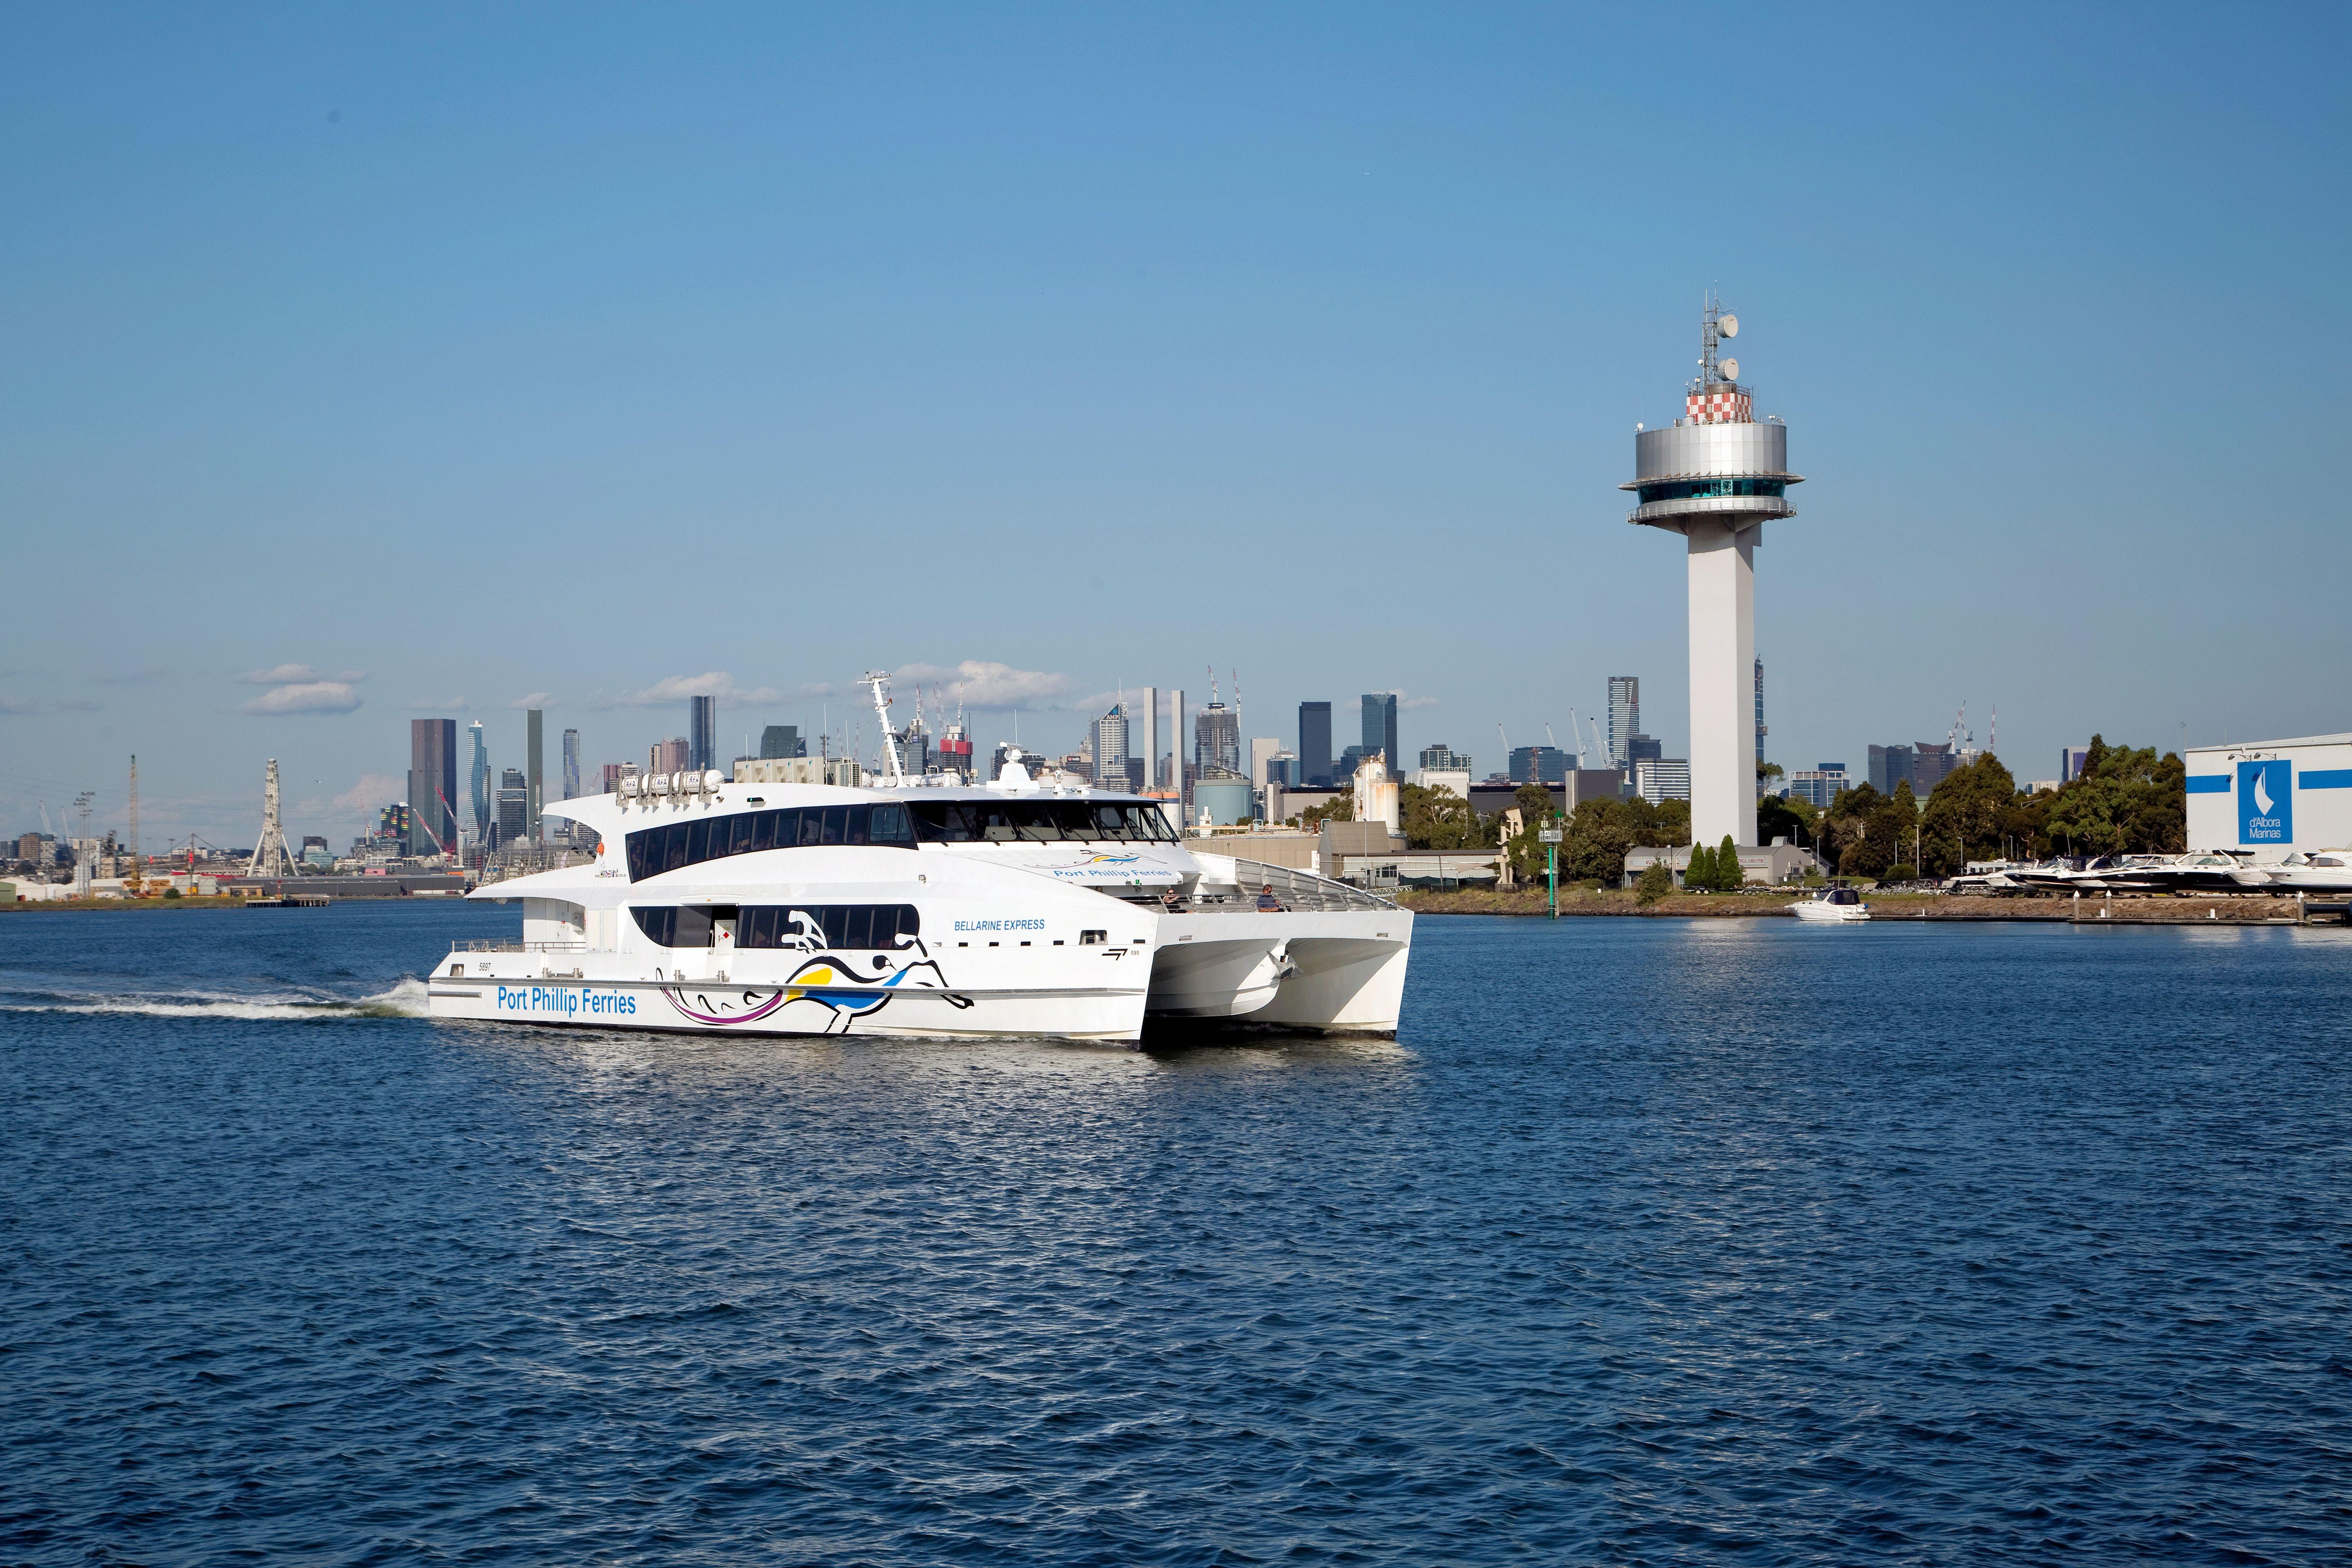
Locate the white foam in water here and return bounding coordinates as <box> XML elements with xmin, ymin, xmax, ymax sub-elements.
<box><xmin>0</xmin><ymin>973</ymin><xmax>432</xmax><ymax>1022</ymax></box>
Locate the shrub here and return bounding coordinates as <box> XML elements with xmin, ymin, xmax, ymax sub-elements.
<box><xmin>1635</xmin><ymin>862</ymin><xmax>1675</xmax><ymax>905</ymax></box>
<box><xmin>162</xmin><ymin>887</ymin><xmax>182</xmax><ymax>900</ymax></box>
<box><xmin>1884</xmin><ymin>863</ymin><xmax>1919</xmax><ymax>884</ymax></box>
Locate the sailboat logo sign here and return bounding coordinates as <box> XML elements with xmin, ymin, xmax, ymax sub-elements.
<box><xmin>2238</xmin><ymin>759</ymin><xmax>2292</xmax><ymax>844</ymax></box>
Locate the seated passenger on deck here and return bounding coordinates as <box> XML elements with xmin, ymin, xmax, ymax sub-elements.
<box><xmin>1257</xmin><ymin>883</ymin><xmax>1284</xmax><ymax>912</ymax></box>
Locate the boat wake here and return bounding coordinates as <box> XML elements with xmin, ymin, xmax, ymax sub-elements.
<box><xmin>0</xmin><ymin>975</ymin><xmax>431</xmax><ymax>1021</ymax></box>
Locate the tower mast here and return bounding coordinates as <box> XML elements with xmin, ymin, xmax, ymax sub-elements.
<box><xmin>1620</xmin><ymin>296</ymin><xmax>1802</xmax><ymax>848</ymax></box>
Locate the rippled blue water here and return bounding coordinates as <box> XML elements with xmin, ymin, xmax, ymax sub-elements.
<box><xmin>5</xmin><ymin>904</ymin><xmax>2351</xmax><ymax>1564</ymax></box>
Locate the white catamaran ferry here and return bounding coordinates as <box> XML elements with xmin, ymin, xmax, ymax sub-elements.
<box><xmin>428</xmin><ymin>684</ymin><xmax>1412</xmax><ymax>1046</ymax></box>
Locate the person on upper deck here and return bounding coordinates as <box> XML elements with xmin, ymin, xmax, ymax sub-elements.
<box><xmin>1256</xmin><ymin>883</ymin><xmax>1284</xmax><ymax>912</ymax></box>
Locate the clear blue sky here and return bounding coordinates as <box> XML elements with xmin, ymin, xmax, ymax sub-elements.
<box><xmin>5</xmin><ymin>5</ymin><xmax>2347</xmax><ymax>846</ymax></box>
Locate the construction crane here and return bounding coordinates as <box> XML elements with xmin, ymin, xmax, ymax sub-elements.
<box><xmin>1565</xmin><ymin>710</ymin><xmax>1594</xmax><ymax>768</ymax></box>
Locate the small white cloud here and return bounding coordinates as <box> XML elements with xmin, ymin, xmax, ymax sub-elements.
<box><xmin>894</xmin><ymin>661</ymin><xmax>1073</xmax><ymax>708</ymax></box>
<box><xmin>507</xmin><ymin>692</ymin><xmax>557</xmax><ymax>709</ymax></box>
<box><xmin>612</xmin><ymin>672</ymin><xmax>784</xmax><ymax>708</ymax></box>
<box><xmin>407</xmin><ymin>696</ymin><xmax>470</xmax><ymax>711</ymax></box>
<box><xmin>241</xmin><ymin>681</ymin><xmax>363</xmax><ymax>716</ymax></box>
<box><xmin>239</xmin><ymin>663</ymin><xmax>321</xmax><ymax>685</ymax></box>
<box><xmin>332</xmin><ymin>773</ymin><xmax>404</xmax><ymax>813</ymax></box>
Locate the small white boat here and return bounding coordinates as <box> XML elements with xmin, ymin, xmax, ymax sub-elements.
<box><xmin>1791</xmin><ymin>887</ymin><xmax>1870</xmax><ymax>922</ymax></box>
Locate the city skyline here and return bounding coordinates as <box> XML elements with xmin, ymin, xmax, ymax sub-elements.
<box><xmin>6</xmin><ymin>9</ymin><xmax>2346</xmax><ymax>844</ymax></box>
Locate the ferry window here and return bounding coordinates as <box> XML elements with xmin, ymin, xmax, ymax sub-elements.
<box><xmin>819</xmin><ymin>806</ymin><xmax>846</xmax><ymax>845</ymax></box>
<box><xmin>631</xmin><ymin>906</ymin><xmax>714</xmax><ymax>948</ymax></box>
<box><xmin>841</xmin><ymin>906</ymin><xmax>875</xmax><ymax>949</ymax></box>
<box><xmin>798</xmin><ymin>809</ymin><xmax>825</xmax><ymax>847</ymax></box>
<box><xmin>909</xmin><ymin>801</ymin><xmax>981</xmax><ymax>842</ymax></box>
<box><xmin>662</xmin><ymin>823</ymin><xmax>689</xmax><ymax>874</ymax></box>
<box><xmin>844</xmin><ymin>804</ymin><xmax>870</xmax><ymax>846</ymax></box>
<box><xmin>685</xmin><ymin>818</ymin><xmax>712</xmax><ymax>866</ymax></box>
<box><xmin>750</xmin><ymin>811</ymin><xmax>777</xmax><ymax>853</ymax></box>
<box><xmin>871</xmin><ymin>804</ymin><xmax>913</xmax><ymax>845</ymax></box>
<box><xmin>728</xmin><ymin>814</ymin><xmax>755</xmax><ymax>858</ymax></box>
<box><xmin>1086</xmin><ymin>804</ymin><xmax>1130</xmax><ymax>840</ymax></box>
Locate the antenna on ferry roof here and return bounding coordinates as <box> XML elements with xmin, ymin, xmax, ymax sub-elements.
<box><xmin>862</xmin><ymin>671</ymin><xmax>906</xmax><ymax>786</ymax></box>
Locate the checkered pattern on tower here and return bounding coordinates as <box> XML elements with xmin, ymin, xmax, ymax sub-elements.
<box><xmin>1686</xmin><ymin>387</ymin><xmax>1752</xmax><ymax>425</ymax></box>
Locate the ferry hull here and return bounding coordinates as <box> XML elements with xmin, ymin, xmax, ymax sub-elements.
<box><xmin>427</xmin><ymin>973</ymin><xmax>1150</xmax><ymax>1042</ymax></box>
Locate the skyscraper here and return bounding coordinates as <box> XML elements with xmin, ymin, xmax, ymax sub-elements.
<box><xmin>495</xmin><ymin>768</ymin><xmax>528</xmax><ymax>844</ymax></box>
<box><xmin>1298</xmin><ymin>701</ymin><xmax>1333</xmax><ymax>788</ymax></box>
<box><xmin>1089</xmin><ymin>704</ymin><xmax>1130</xmax><ymax>788</ymax></box>
<box><xmin>1508</xmin><ymin>745</ymin><xmax>1569</xmax><ymax>786</ymax></box>
<box><xmin>467</xmin><ymin>721</ymin><xmax>490</xmax><ymax>839</ymax></box>
<box><xmin>1195</xmin><ymin>699</ymin><xmax>1239</xmax><ymax>775</ymax></box>
<box><xmin>525</xmin><ymin>708</ymin><xmax>545</xmax><ymax>844</ymax></box>
<box><xmin>408</xmin><ymin>718</ymin><xmax>457</xmax><ymax>856</ymax></box>
<box><xmin>689</xmin><ymin>694</ymin><xmax>717</xmax><ymax>773</ymax></box>
<box><xmin>760</xmin><ymin>724</ymin><xmax>804</xmax><ymax>760</ymax></box>
<box><xmin>1607</xmin><ymin>677</ymin><xmax>1640</xmax><ymax>770</ymax></box>
<box><xmin>561</xmin><ymin>728</ymin><xmax>581</xmax><ymax>802</ymax></box>
<box><xmin>1361</xmin><ymin>693</ymin><xmax>1399</xmax><ymax>769</ymax></box>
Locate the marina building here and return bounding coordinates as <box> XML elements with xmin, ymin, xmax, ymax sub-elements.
<box><xmin>2185</xmin><ymin>733</ymin><xmax>2352</xmax><ymax>858</ymax></box>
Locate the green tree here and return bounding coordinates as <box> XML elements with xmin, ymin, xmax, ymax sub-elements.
<box><xmin>1684</xmin><ymin>841</ymin><xmax>1714</xmax><ymax>890</ymax></box>
<box><xmin>1299</xmin><ymin>794</ymin><xmax>1353</xmax><ymax>830</ymax></box>
<box><xmin>1715</xmin><ymin>834</ymin><xmax>1742</xmax><ymax>889</ymax></box>
<box><xmin>1557</xmin><ymin>797</ymin><xmax>1635</xmax><ymax>882</ymax></box>
<box><xmin>1635</xmin><ymin>860</ymin><xmax>1675</xmax><ymax>905</ymax></box>
<box><xmin>1920</xmin><ymin>753</ymin><xmax>2020</xmax><ymax>875</ymax></box>
<box><xmin>2041</xmin><ymin>736</ymin><xmax>2186</xmax><ymax>856</ymax></box>
<box><xmin>1400</xmin><ymin>783</ymin><xmax>1484</xmax><ymax>850</ymax></box>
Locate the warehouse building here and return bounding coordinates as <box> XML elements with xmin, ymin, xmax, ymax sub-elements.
<box><xmin>2185</xmin><ymin>733</ymin><xmax>2352</xmax><ymax>858</ymax></box>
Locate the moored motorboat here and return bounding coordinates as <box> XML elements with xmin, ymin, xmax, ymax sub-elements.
<box><xmin>1791</xmin><ymin>887</ymin><xmax>1870</xmax><ymax>922</ymax></box>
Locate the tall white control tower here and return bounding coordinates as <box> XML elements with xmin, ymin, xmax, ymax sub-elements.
<box><xmin>1621</xmin><ymin>296</ymin><xmax>1802</xmax><ymax>847</ymax></box>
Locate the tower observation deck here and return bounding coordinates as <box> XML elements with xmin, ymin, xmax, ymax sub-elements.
<box><xmin>1618</xmin><ymin>296</ymin><xmax>1802</xmax><ymax>849</ymax></box>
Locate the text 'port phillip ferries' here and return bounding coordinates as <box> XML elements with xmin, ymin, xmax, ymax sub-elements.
<box><xmin>427</xmin><ymin>675</ymin><xmax>1413</xmax><ymax>1044</ymax></box>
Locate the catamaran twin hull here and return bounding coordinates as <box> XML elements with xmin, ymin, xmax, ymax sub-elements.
<box><xmin>425</xmin><ymin>782</ymin><xmax>1412</xmax><ymax>1045</ymax></box>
